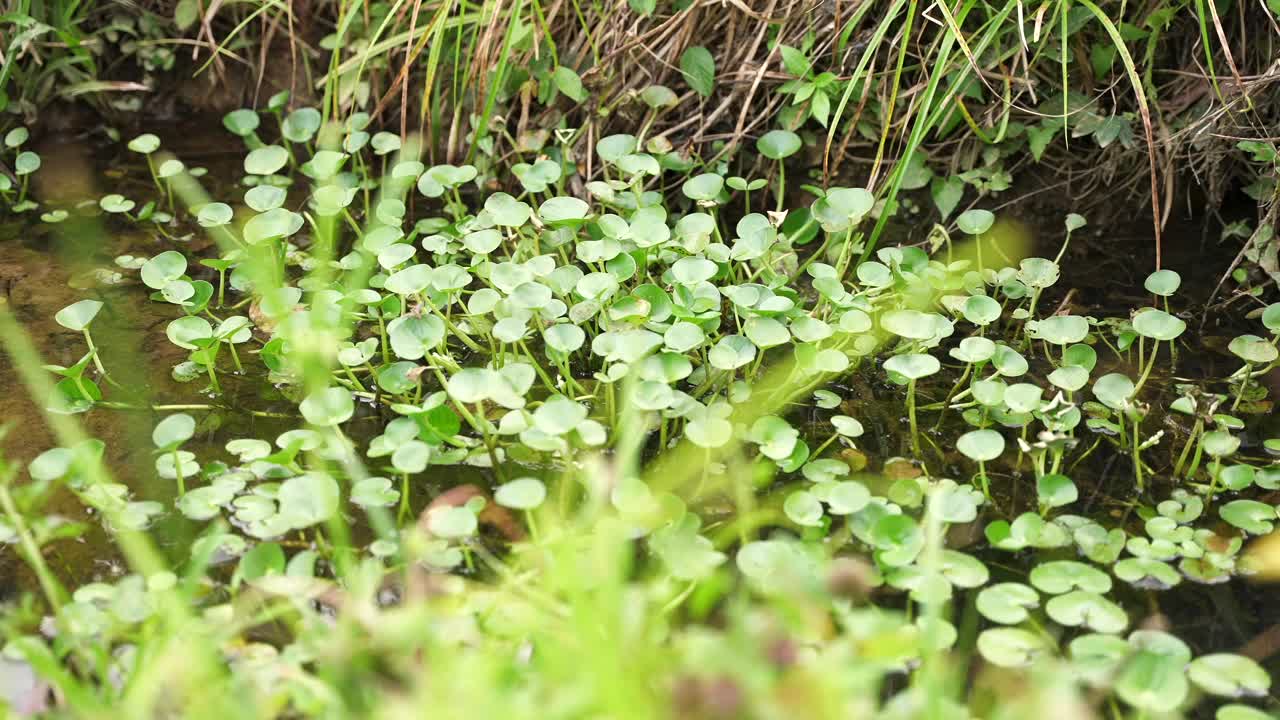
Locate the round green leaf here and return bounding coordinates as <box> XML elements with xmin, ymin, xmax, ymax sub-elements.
<box><xmin>1030</xmin><ymin>315</ymin><xmax>1089</xmax><ymax>345</ymax></box>
<box><xmin>128</xmin><ymin>134</ymin><xmax>161</xmax><ymax>154</ymax></box>
<box><xmin>539</xmin><ymin>196</ymin><xmax>589</xmax><ymax>225</ymax></box>
<box><xmin>55</xmin><ymin>299</ymin><xmax>103</xmax><ymax>331</ymax></box>
<box><xmin>223</xmin><ymin>109</ymin><xmax>260</xmax><ymax>136</ymax></box>
<box><xmin>1132</xmin><ymin>309</ymin><xmax>1186</xmax><ymax>341</ymax></box>
<box><xmin>1029</xmin><ymin>560</ymin><xmax>1112</xmax><ymax>594</ymax></box>
<box><xmin>956</xmin><ymin>209</ymin><xmax>994</xmax><ymax>235</ymax></box>
<box><xmin>681</xmin><ymin>173</ymin><xmax>724</xmax><ymax>202</ymax></box>
<box><xmin>1044</xmin><ymin>590</ymin><xmax>1128</xmax><ymax>633</ymax></box>
<box><xmin>976</xmin><ymin>582</ymin><xmax>1040</xmax><ymax>624</ymax></box>
<box><xmin>962</xmin><ymin>295</ymin><xmax>1002</xmax><ymax>326</ymax></box>
<box><xmin>197</xmin><ymin>203</ymin><xmax>234</xmax><ymax>227</ymax></box>
<box><xmin>1036</xmin><ymin>473</ymin><xmax>1077</xmax><ymax>508</ymax></box>
<box><xmin>351</xmin><ymin>477</ymin><xmax>399</xmax><ymax>507</ymax></box>
<box><xmin>1229</xmin><ymin>334</ymin><xmax>1278</xmax><ymax>364</ymax></box>
<box><xmin>495</xmin><ymin>477</ymin><xmax>547</xmax><ymax>510</ymax></box>
<box><xmin>757</xmin><ymin>130</ymin><xmax>801</xmax><ymax>159</ymax></box>
<box><xmin>884</xmin><ymin>353</ymin><xmax>940</xmax><ymax>381</ymax></box>
<box><xmin>1115</xmin><ymin>649</ymin><xmax>1189</xmax><ymax>713</ymax></box>
<box><xmin>957</xmin><ymin>429</ymin><xmax>1004</xmax><ymax>462</ymax></box>
<box><xmin>783</xmin><ymin>490</ymin><xmax>823</xmax><ymax>527</ymax></box>
<box><xmin>976</xmin><ymin>628</ymin><xmax>1051</xmax><ymax>668</ymax></box>
<box><xmin>1144</xmin><ymin>269</ymin><xmax>1181</xmax><ymax>296</ymax></box>
<box><xmin>300</xmin><ymin>387</ymin><xmax>355</xmax><ymax>427</ymax></box>
<box><xmin>152</xmin><ymin>413</ymin><xmax>195</xmax><ymax>448</ymax></box>
<box><xmin>1219</xmin><ymin>499</ymin><xmax>1276</xmax><ymax>535</ymax></box>
<box><xmin>244</xmin><ymin>145</ymin><xmax>289</xmax><ymax>176</ymax></box>
<box><xmin>14</xmin><ymin>151</ymin><xmax>40</xmax><ymax>175</ymax></box>
<box><xmin>278</xmin><ymin>472</ymin><xmax>340</xmax><ymax>528</ymax></box>
<box><xmin>1092</xmin><ymin>373</ymin><xmax>1135</xmax><ymax>410</ymax></box>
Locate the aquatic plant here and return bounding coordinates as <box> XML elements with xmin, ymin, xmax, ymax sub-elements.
<box><xmin>1</xmin><ymin>110</ymin><xmax>1279</xmax><ymax>720</ymax></box>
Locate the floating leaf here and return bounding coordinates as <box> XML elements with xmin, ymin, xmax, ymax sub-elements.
<box><xmin>976</xmin><ymin>628</ymin><xmax>1051</xmax><ymax>668</ymax></box>
<box><xmin>1115</xmin><ymin>648</ymin><xmax>1189</xmax><ymax>713</ymax></box>
<box><xmin>1092</xmin><ymin>373</ymin><xmax>1135</xmax><ymax>410</ymax></box>
<box><xmin>784</xmin><ymin>490</ymin><xmax>823</xmax><ymax>527</ymax></box>
<box><xmin>976</xmin><ymin>582</ymin><xmax>1040</xmax><ymax>624</ymax></box>
<box><xmin>1030</xmin><ymin>315</ymin><xmax>1089</xmax><ymax>344</ymax></box>
<box><xmin>1219</xmin><ymin>500</ymin><xmax>1277</xmax><ymax>535</ymax></box>
<box><xmin>1036</xmin><ymin>473</ymin><xmax>1078</xmax><ymax>508</ymax></box>
<box><xmin>152</xmin><ymin>413</ymin><xmax>195</xmax><ymax>448</ymax></box>
<box><xmin>1044</xmin><ymin>590</ymin><xmax>1128</xmax><ymax>633</ymax></box>
<box><xmin>1029</xmin><ymin>560</ymin><xmax>1112</xmax><ymax>594</ymax></box>
<box><xmin>300</xmin><ymin>387</ymin><xmax>355</xmax><ymax>427</ymax></box>
<box><xmin>278</xmin><ymin>473</ymin><xmax>340</xmax><ymax>528</ymax></box>
<box><xmin>495</xmin><ymin>477</ymin><xmax>547</xmax><ymax>510</ymax></box>
<box><xmin>350</xmin><ymin>477</ymin><xmax>399</xmax><ymax>507</ymax></box>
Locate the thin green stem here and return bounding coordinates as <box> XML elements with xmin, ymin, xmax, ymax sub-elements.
<box><xmin>907</xmin><ymin>379</ymin><xmax>919</xmax><ymax>457</ymax></box>
<box><xmin>83</xmin><ymin>329</ymin><xmax>108</xmax><ymax>378</ymax></box>
<box><xmin>172</xmin><ymin>448</ymin><xmax>186</xmax><ymax>495</ymax></box>
<box><xmin>0</xmin><ymin>481</ymin><xmax>68</xmax><ymax>610</ymax></box>
<box><xmin>1232</xmin><ymin>363</ymin><xmax>1251</xmax><ymax>411</ymax></box>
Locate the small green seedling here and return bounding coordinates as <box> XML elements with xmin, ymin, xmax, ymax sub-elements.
<box><xmin>153</xmin><ymin>413</ymin><xmax>197</xmax><ymax>494</ymax></box>
<box><xmin>757</xmin><ymin>130</ymin><xmax>801</xmax><ymax>211</ymax></box>
<box><xmin>55</xmin><ymin>299</ymin><xmax>108</xmax><ymax>380</ymax></box>
<box><xmin>494</xmin><ymin>476</ymin><xmax>546</xmax><ymax>540</ymax></box>
<box><xmin>957</xmin><ymin>429</ymin><xmax>1004</xmax><ymax>498</ymax></box>
<box><xmin>884</xmin><ymin>353</ymin><xmax>940</xmax><ymax>456</ymax></box>
<box><xmin>1227</xmin><ymin>334</ymin><xmax>1278</xmax><ymax>411</ymax></box>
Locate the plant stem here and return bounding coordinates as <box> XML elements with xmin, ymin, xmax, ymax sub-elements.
<box><xmin>1172</xmin><ymin>419</ymin><xmax>1201</xmax><ymax>478</ymax></box>
<box><xmin>227</xmin><ymin>342</ymin><xmax>244</xmax><ymax>373</ymax></box>
<box><xmin>1132</xmin><ymin>415</ymin><xmax>1143</xmax><ymax>494</ymax></box>
<box><xmin>343</xmin><ymin>364</ymin><xmax>367</xmax><ymax>392</ymax></box>
<box><xmin>204</xmin><ymin>362</ymin><xmax>221</xmax><ymax>395</ymax></box>
<box><xmin>424</xmin><ymin>295</ymin><xmax>484</xmax><ymax>353</ymax></box>
<box><xmin>0</xmin><ymin>481</ymin><xmax>68</xmax><ymax>610</ymax></box>
<box><xmin>1232</xmin><ymin>362</ymin><xmax>1251</xmax><ymax>411</ymax></box>
<box><xmin>83</xmin><ymin>329</ymin><xmax>109</xmax><ymax>378</ymax></box>
<box><xmin>933</xmin><ymin>362</ymin><xmax>974</xmax><ymax>430</ymax></box>
<box><xmin>811</xmin><ymin>432</ymin><xmax>840</xmax><ymax>459</ymax></box>
<box><xmin>518</xmin><ymin>340</ymin><xmax>561</xmax><ymax>392</ymax></box>
<box><xmin>1207</xmin><ymin>456</ymin><xmax>1223</xmax><ymax>505</ymax></box>
<box><xmin>146</xmin><ymin>155</ymin><xmax>162</xmax><ymax>196</ymax></box>
<box><xmin>775</xmin><ymin>162</ymin><xmax>786</xmax><ymax>212</ymax></box>
<box><xmin>1132</xmin><ymin>340</ymin><xmax>1160</xmax><ymax>395</ymax></box>
<box><xmin>378</xmin><ymin>314</ymin><xmax>391</xmax><ymax>364</ymax></box>
<box><xmin>907</xmin><ymin>379</ymin><xmax>919</xmax><ymax>457</ymax></box>
<box><xmin>173</xmin><ymin>448</ymin><xmax>186</xmax><ymax>495</ymax></box>
<box><xmin>1185</xmin><ymin>434</ymin><xmax>1206</xmax><ymax>482</ymax></box>
<box><xmin>399</xmin><ymin>473</ymin><xmax>411</xmax><ymax>523</ymax></box>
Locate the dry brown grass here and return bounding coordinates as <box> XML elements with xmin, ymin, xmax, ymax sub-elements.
<box><xmin>11</xmin><ymin>0</ymin><xmax>1280</xmax><ymax>226</ymax></box>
